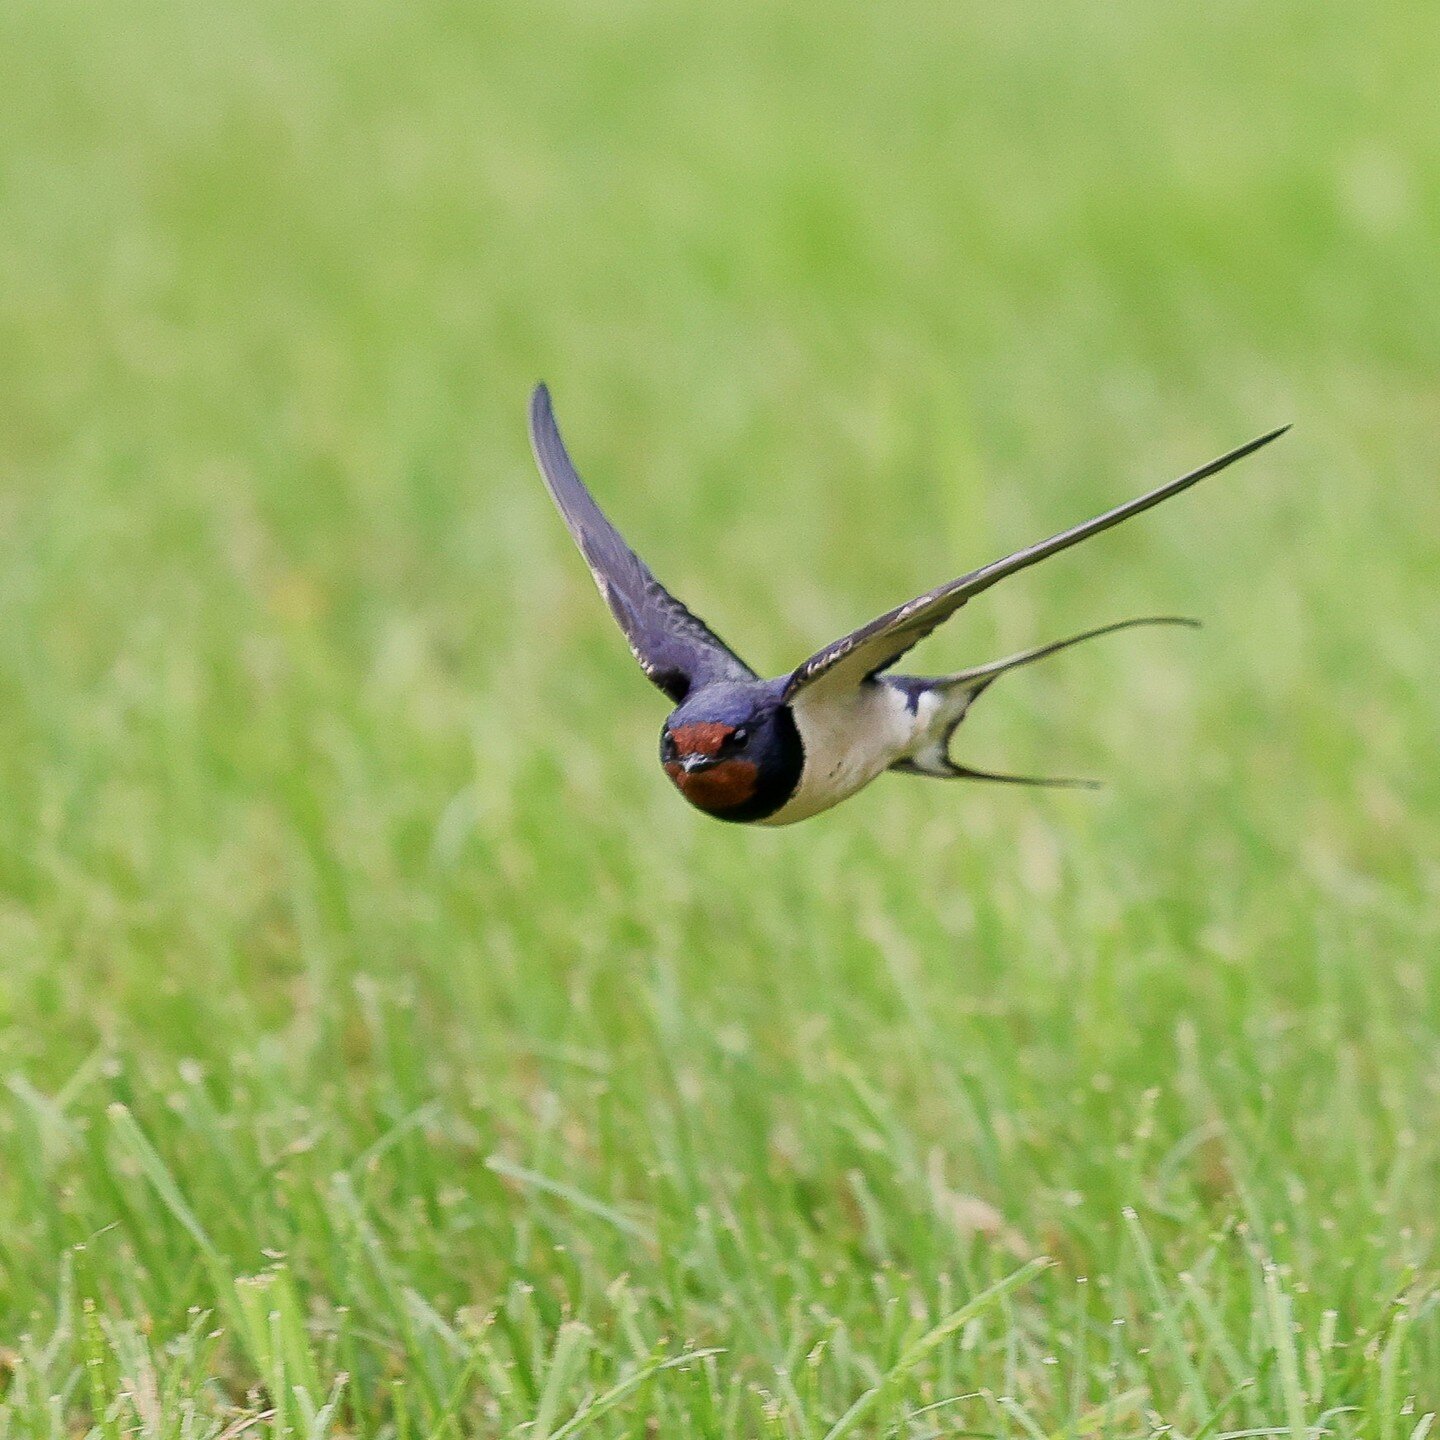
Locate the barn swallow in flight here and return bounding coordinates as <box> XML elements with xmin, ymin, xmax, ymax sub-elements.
<box><xmin>529</xmin><ymin>384</ymin><xmax>1285</xmax><ymax>825</ymax></box>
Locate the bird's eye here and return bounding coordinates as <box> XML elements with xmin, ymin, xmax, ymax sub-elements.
<box><xmin>731</xmin><ymin>726</ymin><xmax>750</xmax><ymax>746</ymax></box>
<box><xmin>660</xmin><ymin>732</ymin><xmax>677</xmax><ymax>759</ymax></box>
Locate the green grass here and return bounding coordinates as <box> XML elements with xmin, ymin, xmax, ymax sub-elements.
<box><xmin>1</xmin><ymin>0</ymin><xmax>1438</xmax><ymax>1433</ymax></box>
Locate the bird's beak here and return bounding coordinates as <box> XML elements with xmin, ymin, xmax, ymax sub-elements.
<box><xmin>680</xmin><ymin>753</ymin><xmax>719</xmax><ymax>774</ymax></box>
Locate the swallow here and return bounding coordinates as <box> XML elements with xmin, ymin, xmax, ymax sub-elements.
<box><xmin>529</xmin><ymin>384</ymin><xmax>1286</xmax><ymax>825</ymax></box>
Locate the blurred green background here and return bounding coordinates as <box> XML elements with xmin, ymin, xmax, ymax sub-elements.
<box><xmin>1</xmin><ymin>0</ymin><xmax>1437</xmax><ymax>1433</ymax></box>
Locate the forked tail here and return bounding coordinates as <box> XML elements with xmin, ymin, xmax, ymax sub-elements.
<box><xmin>888</xmin><ymin>616</ymin><xmax>1198</xmax><ymax>787</ymax></box>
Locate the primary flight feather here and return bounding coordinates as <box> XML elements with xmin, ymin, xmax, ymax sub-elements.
<box><xmin>529</xmin><ymin>383</ymin><xmax>1286</xmax><ymax>825</ymax></box>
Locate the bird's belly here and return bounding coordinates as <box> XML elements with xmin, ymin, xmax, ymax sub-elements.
<box><xmin>759</xmin><ymin>682</ymin><xmax>917</xmax><ymax>825</ymax></box>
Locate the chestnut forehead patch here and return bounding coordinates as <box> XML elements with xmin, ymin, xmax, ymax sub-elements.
<box><xmin>665</xmin><ymin>758</ymin><xmax>759</xmax><ymax>813</ymax></box>
<box><xmin>670</xmin><ymin>721</ymin><xmax>733</xmax><ymax>756</ymax></box>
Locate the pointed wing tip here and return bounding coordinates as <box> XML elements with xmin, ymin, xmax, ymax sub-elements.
<box><xmin>1252</xmin><ymin>423</ymin><xmax>1291</xmax><ymax>451</ymax></box>
<box><xmin>528</xmin><ymin>383</ymin><xmax>569</xmax><ymax>477</ymax></box>
<box><xmin>1200</xmin><ymin>422</ymin><xmax>1290</xmax><ymax>476</ymax></box>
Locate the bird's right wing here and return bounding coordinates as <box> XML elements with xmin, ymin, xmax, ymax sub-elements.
<box><xmin>529</xmin><ymin>385</ymin><xmax>758</xmax><ymax>703</ymax></box>
<box><xmin>783</xmin><ymin>427</ymin><xmax>1288</xmax><ymax>702</ymax></box>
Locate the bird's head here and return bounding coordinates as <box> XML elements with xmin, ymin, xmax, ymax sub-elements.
<box><xmin>660</xmin><ymin>682</ymin><xmax>802</xmax><ymax>822</ymax></box>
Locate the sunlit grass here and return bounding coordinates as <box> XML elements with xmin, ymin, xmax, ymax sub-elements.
<box><xmin>0</xmin><ymin>0</ymin><xmax>1437</xmax><ymax>1433</ymax></box>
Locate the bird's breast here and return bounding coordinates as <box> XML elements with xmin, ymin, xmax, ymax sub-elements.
<box><xmin>758</xmin><ymin>681</ymin><xmax>919</xmax><ymax>825</ymax></box>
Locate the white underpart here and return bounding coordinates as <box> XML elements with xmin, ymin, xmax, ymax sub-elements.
<box><xmin>761</xmin><ymin>678</ymin><xmax>942</xmax><ymax>825</ymax></box>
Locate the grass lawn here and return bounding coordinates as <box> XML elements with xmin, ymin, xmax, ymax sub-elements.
<box><xmin>1</xmin><ymin>0</ymin><xmax>1438</xmax><ymax>1433</ymax></box>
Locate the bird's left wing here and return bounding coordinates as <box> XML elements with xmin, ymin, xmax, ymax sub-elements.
<box><xmin>783</xmin><ymin>426</ymin><xmax>1288</xmax><ymax>702</ymax></box>
<box><xmin>529</xmin><ymin>384</ymin><xmax>758</xmax><ymax>703</ymax></box>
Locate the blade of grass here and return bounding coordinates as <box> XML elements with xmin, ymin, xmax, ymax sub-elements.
<box><xmin>823</xmin><ymin>1257</ymin><xmax>1051</xmax><ymax>1440</ymax></box>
